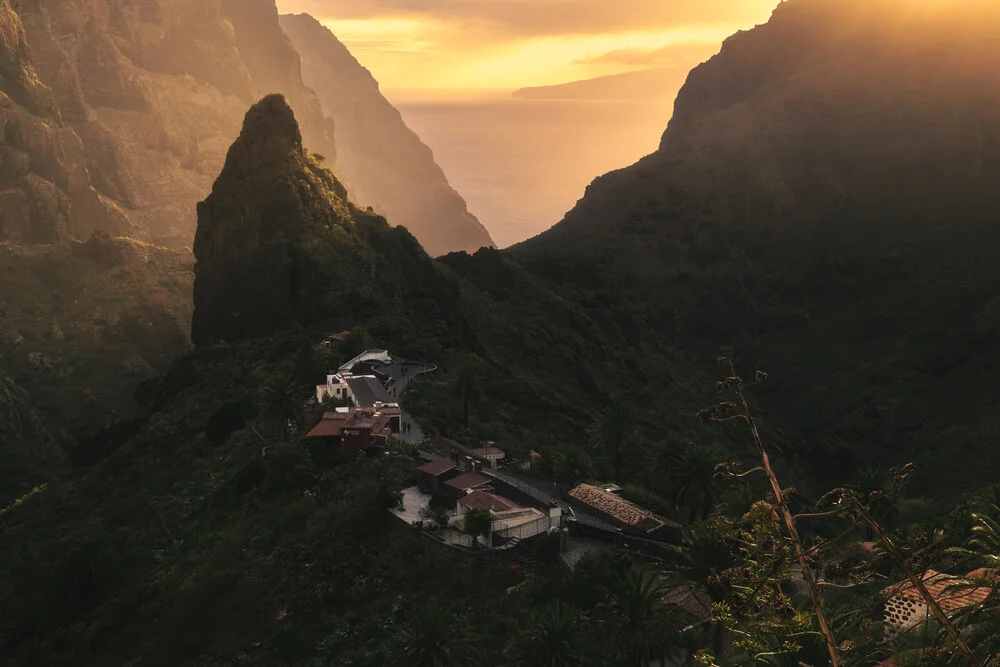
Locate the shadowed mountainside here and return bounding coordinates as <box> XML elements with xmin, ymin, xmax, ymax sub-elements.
<box><xmin>514</xmin><ymin>0</ymin><xmax>1000</xmax><ymax>493</ymax></box>
<box><xmin>279</xmin><ymin>13</ymin><xmax>494</xmax><ymax>256</ymax></box>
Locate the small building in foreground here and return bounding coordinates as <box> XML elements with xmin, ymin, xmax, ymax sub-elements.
<box><xmin>443</xmin><ymin>471</ymin><xmax>493</xmax><ymax>499</ymax></box>
<box><xmin>567</xmin><ymin>483</ymin><xmax>681</xmax><ymax>540</ymax></box>
<box><xmin>416</xmin><ymin>460</ymin><xmax>458</xmax><ymax>494</ymax></box>
<box><xmin>472</xmin><ymin>446</ymin><xmax>506</xmax><ymax>469</ymax></box>
<box><xmin>304</xmin><ymin>405</ymin><xmax>400</xmax><ymax>466</ymax></box>
<box><xmin>882</xmin><ymin>569</ymin><xmax>995</xmax><ymax>634</ymax></box>
<box><xmin>453</xmin><ymin>490</ymin><xmax>557</xmax><ymax>548</ymax></box>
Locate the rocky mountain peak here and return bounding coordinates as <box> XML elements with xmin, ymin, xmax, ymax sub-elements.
<box><xmin>192</xmin><ymin>94</ymin><xmax>349</xmax><ymax>345</ymax></box>
<box><xmin>213</xmin><ymin>93</ymin><xmax>304</xmax><ymax>188</ymax></box>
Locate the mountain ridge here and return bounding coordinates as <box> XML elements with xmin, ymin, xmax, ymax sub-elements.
<box><xmin>512</xmin><ymin>67</ymin><xmax>692</xmax><ymax>101</ymax></box>
<box><xmin>513</xmin><ymin>0</ymin><xmax>1000</xmax><ymax>493</ymax></box>
<box><xmin>279</xmin><ymin>13</ymin><xmax>495</xmax><ymax>256</ymax></box>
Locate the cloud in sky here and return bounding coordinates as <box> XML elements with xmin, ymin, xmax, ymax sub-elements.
<box><xmin>276</xmin><ymin>0</ymin><xmax>779</xmax><ymax>94</ymax></box>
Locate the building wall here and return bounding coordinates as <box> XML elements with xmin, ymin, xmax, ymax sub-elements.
<box><xmin>884</xmin><ymin>597</ymin><xmax>928</xmax><ymax>632</ymax></box>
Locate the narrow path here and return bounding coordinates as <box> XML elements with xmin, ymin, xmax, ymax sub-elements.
<box><xmin>379</xmin><ymin>360</ymin><xmax>437</xmax><ymax>446</ymax></box>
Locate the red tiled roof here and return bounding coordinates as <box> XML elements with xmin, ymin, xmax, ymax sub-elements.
<box><xmin>445</xmin><ymin>472</ymin><xmax>491</xmax><ymax>491</ymax></box>
<box><xmin>305</xmin><ymin>412</ymin><xmax>350</xmax><ymax>437</ymax></box>
<box><xmin>329</xmin><ymin>331</ymin><xmax>351</xmax><ymax>341</ymax></box>
<box><xmin>966</xmin><ymin>567</ymin><xmax>1000</xmax><ymax>583</ymax></box>
<box><xmin>459</xmin><ymin>491</ymin><xmax>519</xmax><ymax>513</ymax></box>
<box><xmin>418</xmin><ymin>460</ymin><xmax>456</xmax><ymax>477</ymax></box>
<box><xmin>569</xmin><ymin>483</ymin><xmax>673</xmax><ymax>532</ymax></box>
<box><xmin>664</xmin><ymin>585</ymin><xmax>714</xmax><ymax>623</ymax></box>
<box><xmin>884</xmin><ymin>570</ymin><xmax>993</xmax><ymax>614</ymax></box>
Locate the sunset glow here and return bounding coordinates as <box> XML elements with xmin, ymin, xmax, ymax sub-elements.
<box><xmin>276</xmin><ymin>0</ymin><xmax>780</xmax><ymax>96</ymax></box>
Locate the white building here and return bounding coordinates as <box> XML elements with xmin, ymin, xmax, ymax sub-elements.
<box><xmin>451</xmin><ymin>490</ymin><xmax>561</xmax><ymax>548</ymax></box>
<box><xmin>316</xmin><ymin>372</ymin><xmax>395</xmax><ymax>407</ymax></box>
<box><xmin>472</xmin><ymin>446</ymin><xmax>506</xmax><ymax>469</ymax></box>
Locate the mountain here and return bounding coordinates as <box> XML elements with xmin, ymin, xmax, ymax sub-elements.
<box><xmin>278</xmin><ymin>13</ymin><xmax>494</xmax><ymax>256</ymax></box>
<box><xmin>515</xmin><ymin>0</ymin><xmax>1000</xmax><ymax>494</ymax></box>
<box><xmin>4</xmin><ymin>0</ymin><xmax>334</xmax><ymax>246</ymax></box>
<box><xmin>512</xmin><ymin>67</ymin><xmax>692</xmax><ymax>101</ymax></box>
<box><xmin>192</xmin><ymin>94</ymin><xmax>448</xmax><ymax>344</ymax></box>
<box><xmin>1</xmin><ymin>1</ymin><xmax>489</xmax><ymax>254</ymax></box>
<box><xmin>0</xmin><ymin>93</ymin><xmax>727</xmax><ymax>665</ymax></box>
<box><xmin>0</xmin><ymin>0</ymin><xmax>125</xmax><ymax>244</ymax></box>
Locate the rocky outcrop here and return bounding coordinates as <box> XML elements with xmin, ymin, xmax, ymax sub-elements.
<box><xmin>0</xmin><ymin>0</ymin><xmax>124</xmax><ymax>244</ymax></box>
<box><xmin>279</xmin><ymin>13</ymin><xmax>494</xmax><ymax>256</ymax></box>
<box><xmin>192</xmin><ymin>95</ymin><xmax>355</xmax><ymax>344</ymax></box>
<box><xmin>5</xmin><ymin>0</ymin><xmax>336</xmax><ymax>246</ymax></box>
<box><xmin>192</xmin><ymin>93</ymin><xmax>448</xmax><ymax>345</ymax></box>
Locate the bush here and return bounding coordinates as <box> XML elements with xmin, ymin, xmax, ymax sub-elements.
<box><xmin>264</xmin><ymin>444</ymin><xmax>317</xmax><ymax>494</ymax></box>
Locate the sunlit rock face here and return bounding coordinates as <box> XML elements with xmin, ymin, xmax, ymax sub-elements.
<box><xmin>5</xmin><ymin>0</ymin><xmax>335</xmax><ymax>246</ymax></box>
<box><xmin>280</xmin><ymin>13</ymin><xmax>495</xmax><ymax>257</ymax></box>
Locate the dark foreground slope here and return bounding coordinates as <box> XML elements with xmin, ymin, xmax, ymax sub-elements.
<box><xmin>515</xmin><ymin>0</ymin><xmax>1000</xmax><ymax>494</ymax></box>
<box><xmin>0</xmin><ymin>235</ymin><xmax>193</xmax><ymax>500</ymax></box>
<box><xmin>280</xmin><ymin>13</ymin><xmax>495</xmax><ymax>256</ymax></box>
<box><xmin>0</xmin><ymin>95</ymin><xmax>723</xmax><ymax>666</ymax></box>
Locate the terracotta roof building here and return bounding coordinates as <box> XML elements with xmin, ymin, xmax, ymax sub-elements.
<box><xmin>444</xmin><ymin>471</ymin><xmax>492</xmax><ymax>495</ymax></box>
<box><xmin>882</xmin><ymin>569</ymin><xmax>994</xmax><ymax>633</ymax></box>
<box><xmin>304</xmin><ymin>405</ymin><xmax>400</xmax><ymax>466</ymax></box>
<box><xmin>568</xmin><ymin>483</ymin><xmax>678</xmax><ymax>534</ymax></box>
<box><xmin>416</xmin><ymin>460</ymin><xmax>458</xmax><ymax>493</ymax></box>
<box><xmin>452</xmin><ymin>490</ymin><xmax>552</xmax><ymax>548</ymax></box>
<box><xmin>665</xmin><ymin>584</ymin><xmax>715</xmax><ymax>627</ymax></box>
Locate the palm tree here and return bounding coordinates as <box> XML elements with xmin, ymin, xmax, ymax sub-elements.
<box><xmin>598</xmin><ymin>567</ymin><xmax>682</xmax><ymax>667</ymax></box>
<box><xmin>509</xmin><ymin>600</ymin><xmax>589</xmax><ymax>667</ymax></box>
<box><xmin>669</xmin><ymin>445</ymin><xmax>722</xmax><ymax>523</ymax></box>
<box><xmin>463</xmin><ymin>507</ymin><xmax>492</xmax><ymax>549</ymax></box>
<box><xmin>593</xmin><ymin>402</ymin><xmax>633</xmax><ymax>482</ymax></box>
<box><xmin>400</xmin><ymin>602</ymin><xmax>472</xmax><ymax>667</ymax></box>
<box><xmin>950</xmin><ymin>489</ymin><xmax>1000</xmax><ymax>663</ymax></box>
<box><xmin>677</xmin><ymin>521</ymin><xmax>737</xmax><ymax>594</ymax></box>
<box><xmin>258</xmin><ymin>372</ymin><xmax>307</xmax><ymax>439</ymax></box>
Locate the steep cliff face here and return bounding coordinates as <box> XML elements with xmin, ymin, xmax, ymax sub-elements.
<box><xmin>279</xmin><ymin>13</ymin><xmax>495</xmax><ymax>256</ymax></box>
<box><xmin>515</xmin><ymin>0</ymin><xmax>1000</xmax><ymax>491</ymax></box>
<box><xmin>0</xmin><ymin>0</ymin><xmax>123</xmax><ymax>244</ymax></box>
<box><xmin>192</xmin><ymin>94</ymin><xmax>439</xmax><ymax>345</ymax></box>
<box><xmin>7</xmin><ymin>0</ymin><xmax>336</xmax><ymax>246</ymax></box>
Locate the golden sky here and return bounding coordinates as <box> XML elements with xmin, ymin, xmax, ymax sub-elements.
<box><xmin>276</xmin><ymin>0</ymin><xmax>780</xmax><ymax>95</ymax></box>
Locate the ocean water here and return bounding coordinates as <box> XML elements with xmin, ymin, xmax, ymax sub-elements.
<box><xmin>394</xmin><ymin>98</ymin><xmax>675</xmax><ymax>248</ymax></box>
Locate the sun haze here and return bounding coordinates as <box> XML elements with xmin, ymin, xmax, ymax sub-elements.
<box><xmin>275</xmin><ymin>0</ymin><xmax>779</xmax><ymax>96</ymax></box>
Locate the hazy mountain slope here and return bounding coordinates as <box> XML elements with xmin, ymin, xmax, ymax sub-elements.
<box><xmin>9</xmin><ymin>0</ymin><xmax>336</xmax><ymax>246</ymax></box>
<box><xmin>512</xmin><ymin>67</ymin><xmax>691</xmax><ymax>101</ymax></box>
<box><xmin>514</xmin><ymin>0</ymin><xmax>1000</xmax><ymax>493</ymax></box>
<box><xmin>278</xmin><ymin>13</ymin><xmax>494</xmax><ymax>256</ymax></box>
<box><xmin>0</xmin><ymin>0</ymin><xmax>124</xmax><ymax>243</ymax></box>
